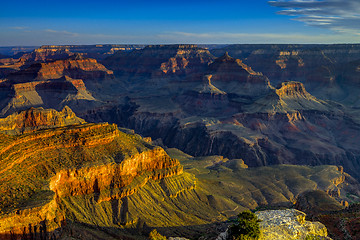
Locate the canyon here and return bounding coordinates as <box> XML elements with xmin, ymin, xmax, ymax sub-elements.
<box><xmin>1</xmin><ymin>44</ymin><xmax>360</xmax><ymax>239</ymax></box>
<box><xmin>0</xmin><ymin>107</ymin><xmax>358</xmax><ymax>239</ymax></box>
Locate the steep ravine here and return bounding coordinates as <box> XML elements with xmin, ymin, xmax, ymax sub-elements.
<box><xmin>89</xmin><ymin>105</ymin><xmax>360</xmax><ymax>180</ymax></box>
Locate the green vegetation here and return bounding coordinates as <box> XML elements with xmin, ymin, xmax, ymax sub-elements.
<box><xmin>149</xmin><ymin>229</ymin><xmax>167</xmax><ymax>240</ymax></box>
<box><xmin>229</xmin><ymin>210</ymin><xmax>261</xmax><ymax>240</ymax></box>
<box><xmin>305</xmin><ymin>235</ymin><xmax>323</xmax><ymax>240</ymax></box>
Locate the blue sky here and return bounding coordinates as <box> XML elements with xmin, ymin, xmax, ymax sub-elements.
<box><xmin>0</xmin><ymin>0</ymin><xmax>359</xmax><ymax>46</ymax></box>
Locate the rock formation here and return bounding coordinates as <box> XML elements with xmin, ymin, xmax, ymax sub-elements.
<box><xmin>256</xmin><ymin>209</ymin><xmax>330</xmax><ymax>239</ymax></box>
<box><xmin>8</xmin><ymin>54</ymin><xmax>114</xmax><ymax>83</ymax></box>
<box><xmin>167</xmin><ymin>148</ymin><xmax>359</xmax><ymax>212</ymax></box>
<box><xmin>19</xmin><ymin>47</ymin><xmax>73</xmax><ymax>63</ymax></box>
<box><xmin>0</xmin><ymin>55</ymin><xmax>115</xmax><ymax>116</ymax></box>
<box><xmin>0</xmin><ymin>107</ymin><xmax>187</xmax><ymax>239</ymax></box>
<box><xmin>0</xmin><ymin>107</ymin><xmax>358</xmax><ymax>240</ymax></box>
<box><xmin>0</xmin><ymin>106</ymin><xmax>84</xmax><ymax>134</ymax></box>
<box><xmin>293</xmin><ymin>189</ymin><xmax>360</xmax><ymax>239</ymax></box>
<box><xmin>103</xmin><ymin>44</ymin><xmax>215</xmax><ymax>77</ymax></box>
<box><xmin>98</xmin><ymin>51</ymin><xmax>360</xmax><ymax>180</ymax></box>
<box><xmin>216</xmin><ymin>209</ymin><xmax>332</xmax><ymax>240</ymax></box>
<box><xmin>0</xmin><ymin>45</ymin><xmax>144</xmax><ymax>71</ymax></box>
<box><xmin>206</xmin><ymin>52</ymin><xmax>271</xmax><ymax>98</ymax></box>
<box><xmin>27</xmin><ymin>45</ymin><xmax>145</xmax><ymax>60</ymax></box>
<box><xmin>211</xmin><ymin>44</ymin><xmax>360</xmax><ymax>107</ymax></box>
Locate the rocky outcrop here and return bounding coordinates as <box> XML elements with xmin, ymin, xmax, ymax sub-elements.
<box><xmin>19</xmin><ymin>47</ymin><xmax>73</xmax><ymax>63</ymax></box>
<box><xmin>0</xmin><ymin>55</ymin><xmax>112</xmax><ymax>116</ymax></box>
<box><xmin>175</xmin><ymin>75</ymin><xmax>230</xmax><ymax>115</ymax></box>
<box><xmin>199</xmin><ymin>75</ymin><xmax>227</xmax><ymax>95</ymax></box>
<box><xmin>49</xmin><ymin>147</ymin><xmax>182</xmax><ymax>200</ymax></box>
<box><xmin>8</xmin><ymin>55</ymin><xmax>114</xmax><ymax>83</ymax></box>
<box><xmin>295</xmin><ymin>190</ymin><xmax>345</xmax><ymax>218</ymax></box>
<box><xmin>0</xmin><ymin>75</ymin><xmax>98</xmax><ymax>116</ymax></box>
<box><xmin>208</xmin><ymin>52</ymin><xmax>257</xmax><ymax>75</ymax></box>
<box><xmin>293</xmin><ymin>189</ymin><xmax>360</xmax><ymax>240</ymax></box>
<box><xmin>0</xmin><ymin>106</ymin><xmax>85</xmax><ymax>134</ymax></box>
<box><xmin>245</xmin><ymin>81</ymin><xmax>331</xmax><ymax>113</ymax></box>
<box><xmin>210</xmin><ymin>44</ymin><xmax>360</xmax><ymax>106</ymax></box>
<box><xmin>256</xmin><ymin>209</ymin><xmax>330</xmax><ymax>240</ymax></box>
<box><xmin>27</xmin><ymin>45</ymin><xmax>144</xmax><ymax>60</ymax></box>
<box><xmin>0</xmin><ymin>107</ymin><xmax>189</xmax><ymax>239</ymax></box>
<box><xmin>103</xmin><ymin>44</ymin><xmax>215</xmax><ymax>77</ymax></box>
<box><xmin>0</xmin><ymin>143</ymin><xmax>184</xmax><ymax>239</ymax></box>
<box><xmin>216</xmin><ymin>209</ymin><xmax>331</xmax><ymax>240</ymax></box>
<box><xmin>206</xmin><ymin>52</ymin><xmax>272</xmax><ymax>98</ymax></box>
<box><xmin>0</xmin><ymin>45</ymin><xmax>144</xmax><ymax>80</ymax></box>
<box><xmin>276</xmin><ymin>81</ymin><xmax>309</xmax><ymax>98</ymax></box>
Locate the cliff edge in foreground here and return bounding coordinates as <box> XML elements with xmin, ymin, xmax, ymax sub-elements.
<box><xmin>256</xmin><ymin>209</ymin><xmax>330</xmax><ymax>240</ymax></box>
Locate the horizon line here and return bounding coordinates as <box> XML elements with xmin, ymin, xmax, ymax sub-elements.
<box><xmin>1</xmin><ymin>42</ymin><xmax>360</xmax><ymax>48</ymax></box>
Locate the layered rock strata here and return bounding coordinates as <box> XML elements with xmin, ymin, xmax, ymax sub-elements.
<box><xmin>256</xmin><ymin>209</ymin><xmax>330</xmax><ymax>240</ymax></box>
<box><xmin>0</xmin><ymin>107</ymin><xmax>184</xmax><ymax>239</ymax></box>
<box><xmin>103</xmin><ymin>44</ymin><xmax>215</xmax><ymax>77</ymax></box>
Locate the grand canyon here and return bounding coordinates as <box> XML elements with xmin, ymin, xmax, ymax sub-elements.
<box><xmin>1</xmin><ymin>44</ymin><xmax>360</xmax><ymax>240</ymax></box>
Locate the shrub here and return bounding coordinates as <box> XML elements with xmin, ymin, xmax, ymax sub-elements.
<box><xmin>229</xmin><ymin>210</ymin><xmax>261</xmax><ymax>240</ymax></box>
<box><xmin>149</xmin><ymin>229</ymin><xmax>167</xmax><ymax>240</ymax></box>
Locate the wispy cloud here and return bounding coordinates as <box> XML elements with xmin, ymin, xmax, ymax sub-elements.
<box><xmin>44</xmin><ymin>29</ymin><xmax>80</xmax><ymax>37</ymax></box>
<box><xmin>268</xmin><ymin>0</ymin><xmax>360</xmax><ymax>35</ymax></box>
<box><xmin>9</xmin><ymin>26</ymin><xmax>28</xmax><ymax>30</ymax></box>
<box><xmin>8</xmin><ymin>27</ymin><xmax>81</xmax><ymax>37</ymax></box>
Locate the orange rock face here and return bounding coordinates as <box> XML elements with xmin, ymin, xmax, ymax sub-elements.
<box><xmin>49</xmin><ymin>147</ymin><xmax>182</xmax><ymax>200</ymax></box>
<box><xmin>8</xmin><ymin>56</ymin><xmax>113</xmax><ymax>84</ymax></box>
<box><xmin>276</xmin><ymin>81</ymin><xmax>308</xmax><ymax>97</ymax></box>
<box><xmin>0</xmin><ymin>107</ymin><xmax>182</xmax><ymax>239</ymax></box>
<box><xmin>0</xmin><ymin>106</ymin><xmax>85</xmax><ymax>134</ymax></box>
<box><xmin>20</xmin><ymin>47</ymin><xmax>73</xmax><ymax>63</ymax></box>
<box><xmin>36</xmin><ymin>58</ymin><xmax>113</xmax><ymax>81</ymax></box>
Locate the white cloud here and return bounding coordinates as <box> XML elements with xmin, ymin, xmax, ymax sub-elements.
<box><xmin>269</xmin><ymin>0</ymin><xmax>360</xmax><ymax>34</ymax></box>
<box><xmin>9</xmin><ymin>26</ymin><xmax>28</xmax><ymax>30</ymax></box>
